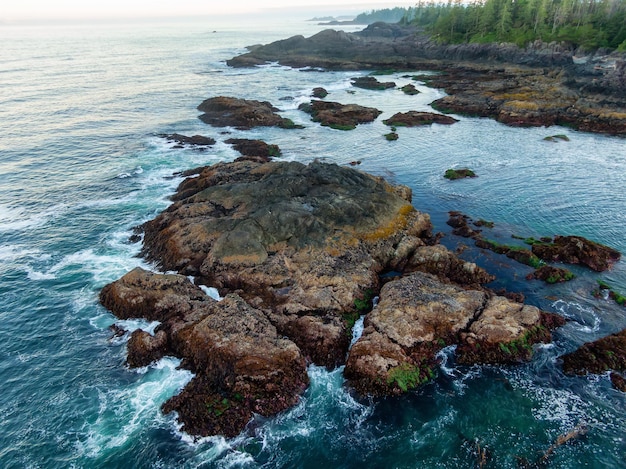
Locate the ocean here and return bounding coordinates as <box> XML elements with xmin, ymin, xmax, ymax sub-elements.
<box><xmin>1</xmin><ymin>14</ymin><xmax>625</xmax><ymax>468</ymax></box>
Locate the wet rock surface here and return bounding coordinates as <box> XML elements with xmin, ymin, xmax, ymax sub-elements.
<box><xmin>531</xmin><ymin>235</ymin><xmax>621</xmax><ymax>272</ymax></box>
<box><xmin>351</xmin><ymin>76</ymin><xmax>396</xmax><ymax>90</ymax></box>
<box><xmin>298</xmin><ymin>100</ymin><xmax>382</xmax><ymax>130</ymax></box>
<box><xmin>197</xmin><ymin>96</ymin><xmax>300</xmax><ymax>130</ymax></box>
<box><xmin>224</xmin><ymin>138</ymin><xmax>281</xmax><ymax>158</ymax></box>
<box><xmin>383</xmin><ymin>111</ymin><xmax>458</xmax><ymax>127</ymax></box>
<box><xmin>159</xmin><ymin>133</ymin><xmax>216</xmax><ymax>147</ymax></box>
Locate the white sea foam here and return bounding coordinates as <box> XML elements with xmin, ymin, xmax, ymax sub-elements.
<box><xmin>436</xmin><ymin>345</ymin><xmax>458</xmax><ymax>377</ymax></box>
<box><xmin>199</xmin><ymin>285</ymin><xmax>223</xmax><ymax>301</ymax></box>
<box><xmin>552</xmin><ymin>299</ymin><xmax>601</xmax><ymax>333</ymax></box>
<box><xmin>350</xmin><ymin>316</ymin><xmax>365</xmax><ymax>348</ymax></box>
<box><xmin>78</xmin><ymin>357</ymin><xmax>193</xmax><ymax>458</ymax></box>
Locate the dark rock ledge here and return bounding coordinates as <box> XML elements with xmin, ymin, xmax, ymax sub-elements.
<box><xmin>100</xmin><ymin>159</ymin><xmax>567</xmax><ymax>437</ymax></box>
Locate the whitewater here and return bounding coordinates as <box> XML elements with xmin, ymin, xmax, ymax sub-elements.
<box><xmin>1</xmin><ymin>14</ymin><xmax>625</xmax><ymax>468</ymax></box>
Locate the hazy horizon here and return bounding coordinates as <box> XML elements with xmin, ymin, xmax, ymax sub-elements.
<box><xmin>1</xmin><ymin>1</ymin><xmax>415</xmax><ymax>24</ymax></box>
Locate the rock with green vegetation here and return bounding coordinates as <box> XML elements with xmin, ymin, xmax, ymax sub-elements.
<box><xmin>447</xmin><ymin>211</ymin><xmax>482</xmax><ymax>238</ymax></box>
<box><xmin>527</xmin><ymin>265</ymin><xmax>575</xmax><ymax>284</ymax></box>
<box><xmin>311</xmin><ymin>87</ymin><xmax>328</xmax><ymax>98</ymax></box>
<box><xmin>197</xmin><ymin>96</ymin><xmax>303</xmax><ymax>130</ymax></box>
<box><xmin>298</xmin><ymin>100</ymin><xmax>382</xmax><ymax>130</ymax></box>
<box><xmin>345</xmin><ymin>271</ymin><xmax>564</xmax><ymax>395</ymax></box>
<box><xmin>562</xmin><ymin>329</ymin><xmax>626</xmax><ymax>383</ymax></box>
<box><xmin>531</xmin><ymin>235</ymin><xmax>621</xmax><ymax>272</ymax></box>
<box><xmin>351</xmin><ymin>76</ymin><xmax>396</xmax><ymax>90</ymax></box>
<box><xmin>594</xmin><ymin>280</ymin><xmax>626</xmax><ymax>306</ymax></box>
<box><xmin>400</xmin><ymin>84</ymin><xmax>420</xmax><ymax>95</ymax></box>
<box><xmin>444</xmin><ymin>168</ymin><xmax>477</xmax><ymax>180</ymax></box>
<box><xmin>385</xmin><ymin>132</ymin><xmax>399</xmax><ymax>141</ymax></box>
<box><xmin>543</xmin><ymin>134</ymin><xmax>570</xmax><ymax>142</ymax></box>
<box><xmin>474</xmin><ymin>219</ymin><xmax>494</xmax><ymax>228</ymax></box>
<box><xmin>225</xmin><ymin>138</ymin><xmax>281</xmax><ymax>159</ymax></box>
<box><xmin>384</xmin><ymin>111</ymin><xmax>458</xmax><ymax>127</ymax></box>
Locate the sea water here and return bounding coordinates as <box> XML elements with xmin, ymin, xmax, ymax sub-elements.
<box><xmin>1</xmin><ymin>15</ymin><xmax>625</xmax><ymax>469</ymax></box>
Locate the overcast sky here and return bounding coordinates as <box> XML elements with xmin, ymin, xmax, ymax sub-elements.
<box><xmin>1</xmin><ymin>1</ymin><xmax>415</xmax><ymax>22</ymax></box>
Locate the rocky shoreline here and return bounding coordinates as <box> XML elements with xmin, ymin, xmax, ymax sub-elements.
<box><xmin>227</xmin><ymin>23</ymin><xmax>626</xmax><ymax>136</ymax></box>
<box><xmin>98</xmin><ymin>27</ymin><xmax>626</xmax><ymax>437</ymax></box>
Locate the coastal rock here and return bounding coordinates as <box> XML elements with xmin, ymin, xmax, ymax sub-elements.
<box><xmin>531</xmin><ymin>235</ymin><xmax>621</xmax><ymax>272</ymax></box>
<box><xmin>139</xmin><ymin>160</ymin><xmax>435</xmax><ymax>367</ymax></box>
<box><xmin>444</xmin><ymin>168</ymin><xmax>477</xmax><ymax>180</ymax></box>
<box><xmin>561</xmin><ymin>329</ymin><xmax>626</xmax><ymax>386</ymax></box>
<box><xmin>401</xmin><ymin>84</ymin><xmax>420</xmax><ymax>95</ymax></box>
<box><xmin>298</xmin><ymin>100</ymin><xmax>382</xmax><ymax>130</ymax></box>
<box><xmin>383</xmin><ymin>111</ymin><xmax>458</xmax><ymax>127</ymax></box>
<box><xmin>197</xmin><ymin>96</ymin><xmax>300</xmax><ymax>130</ymax></box>
<box><xmin>345</xmin><ymin>272</ymin><xmax>561</xmax><ymax>395</ymax></box>
<box><xmin>447</xmin><ymin>211</ymin><xmax>481</xmax><ymax>238</ymax></box>
<box><xmin>351</xmin><ymin>76</ymin><xmax>396</xmax><ymax>90</ymax></box>
<box><xmin>311</xmin><ymin>87</ymin><xmax>328</xmax><ymax>98</ymax></box>
<box><xmin>225</xmin><ymin>138</ymin><xmax>281</xmax><ymax>158</ymax></box>
<box><xmin>100</xmin><ymin>268</ymin><xmax>308</xmax><ymax>438</ymax></box>
<box><xmin>160</xmin><ymin>133</ymin><xmax>216</xmax><ymax>146</ymax></box>
<box><xmin>527</xmin><ymin>265</ymin><xmax>575</xmax><ymax>284</ymax></box>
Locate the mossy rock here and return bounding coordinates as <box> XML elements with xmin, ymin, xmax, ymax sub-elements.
<box><xmin>543</xmin><ymin>134</ymin><xmax>570</xmax><ymax>142</ymax></box>
<box><xmin>385</xmin><ymin>132</ymin><xmax>399</xmax><ymax>141</ymax></box>
<box><xmin>444</xmin><ymin>168</ymin><xmax>477</xmax><ymax>180</ymax></box>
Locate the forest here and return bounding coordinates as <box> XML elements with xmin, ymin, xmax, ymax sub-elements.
<box><xmin>401</xmin><ymin>0</ymin><xmax>626</xmax><ymax>50</ymax></box>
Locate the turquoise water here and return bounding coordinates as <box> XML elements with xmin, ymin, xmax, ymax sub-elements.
<box><xmin>1</xmin><ymin>16</ymin><xmax>625</xmax><ymax>468</ymax></box>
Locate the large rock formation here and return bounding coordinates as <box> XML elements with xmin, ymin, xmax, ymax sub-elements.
<box><xmin>101</xmin><ymin>160</ymin><xmax>566</xmax><ymax>437</ymax></box>
<box><xmin>100</xmin><ymin>268</ymin><xmax>309</xmax><ymax>437</ymax></box>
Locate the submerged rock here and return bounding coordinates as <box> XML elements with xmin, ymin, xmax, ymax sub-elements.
<box><xmin>383</xmin><ymin>111</ymin><xmax>458</xmax><ymax>127</ymax></box>
<box><xmin>351</xmin><ymin>76</ymin><xmax>396</xmax><ymax>90</ymax></box>
<box><xmin>298</xmin><ymin>100</ymin><xmax>382</xmax><ymax>130</ymax></box>
<box><xmin>562</xmin><ymin>328</ymin><xmax>626</xmax><ymax>389</ymax></box>
<box><xmin>197</xmin><ymin>96</ymin><xmax>301</xmax><ymax>130</ymax></box>
<box><xmin>531</xmin><ymin>235</ymin><xmax>621</xmax><ymax>272</ymax></box>
<box><xmin>159</xmin><ymin>133</ymin><xmax>216</xmax><ymax>146</ymax></box>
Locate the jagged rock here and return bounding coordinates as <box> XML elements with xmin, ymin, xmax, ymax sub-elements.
<box><xmin>160</xmin><ymin>133</ymin><xmax>216</xmax><ymax>146</ymax></box>
<box><xmin>610</xmin><ymin>372</ymin><xmax>626</xmax><ymax>392</ymax></box>
<box><xmin>197</xmin><ymin>96</ymin><xmax>301</xmax><ymax>130</ymax></box>
<box><xmin>224</xmin><ymin>138</ymin><xmax>281</xmax><ymax>158</ymax></box>
<box><xmin>100</xmin><ymin>268</ymin><xmax>308</xmax><ymax>438</ymax></box>
<box><xmin>447</xmin><ymin>211</ymin><xmax>481</xmax><ymax>238</ymax></box>
<box><xmin>383</xmin><ymin>111</ymin><xmax>458</xmax><ymax>126</ymax></box>
<box><xmin>298</xmin><ymin>100</ymin><xmax>381</xmax><ymax>130</ymax></box>
<box><xmin>345</xmin><ymin>272</ymin><xmax>562</xmax><ymax>395</ymax></box>
<box><xmin>138</xmin><ymin>160</ymin><xmax>436</xmax><ymax>368</ymax></box>
<box><xmin>531</xmin><ymin>235</ymin><xmax>621</xmax><ymax>272</ymax></box>
<box><xmin>561</xmin><ymin>328</ymin><xmax>626</xmax><ymax>377</ymax></box>
<box><xmin>351</xmin><ymin>76</ymin><xmax>396</xmax><ymax>90</ymax></box>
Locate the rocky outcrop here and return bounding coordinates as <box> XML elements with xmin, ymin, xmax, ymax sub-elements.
<box><xmin>100</xmin><ymin>267</ymin><xmax>308</xmax><ymax>437</ymax></box>
<box><xmin>160</xmin><ymin>133</ymin><xmax>216</xmax><ymax>147</ymax></box>
<box><xmin>531</xmin><ymin>235</ymin><xmax>621</xmax><ymax>272</ymax></box>
<box><xmin>383</xmin><ymin>111</ymin><xmax>458</xmax><ymax>127</ymax></box>
<box><xmin>351</xmin><ymin>76</ymin><xmax>396</xmax><ymax>90</ymax></box>
<box><xmin>562</xmin><ymin>328</ymin><xmax>626</xmax><ymax>390</ymax></box>
<box><xmin>226</xmin><ymin>25</ymin><xmax>626</xmax><ymax>135</ymax></box>
<box><xmin>311</xmin><ymin>87</ymin><xmax>328</xmax><ymax>98</ymax></box>
<box><xmin>298</xmin><ymin>100</ymin><xmax>382</xmax><ymax>130</ymax></box>
<box><xmin>224</xmin><ymin>138</ymin><xmax>281</xmax><ymax>159</ymax></box>
<box><xmin>444</xmin><ymin>168</ymin><xmax>476</xmax><ymax>180</ymax></box>
<box><xmin>345</xmin><ymin>272</ymin><xmax>564</xmax><ymax>395</ymax></box>
<box><xmin>197</xmin><ymin>96</ymin><xmax>301</xmax><ymax>130</ymax></box>
<box><xmin>101</xmin><ymin>161</ymin><xmax>568</xmax><ymax>437</ymax></box>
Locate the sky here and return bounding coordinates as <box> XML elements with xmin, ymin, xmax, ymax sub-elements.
<box><xmin>0</xmin><ymin>1</ymin><xmax>416</xmax><ymax>22</ymax></box>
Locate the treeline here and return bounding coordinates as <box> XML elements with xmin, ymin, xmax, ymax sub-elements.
<box><xmin>354</xmin><ymin>7</ymin><xmax>409</xmax><ymax>24</ymax></box>
<box><xmin>401</xmin><ymin>0</ymin><xmax>626</xmax><ymax>50</ymax></box>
